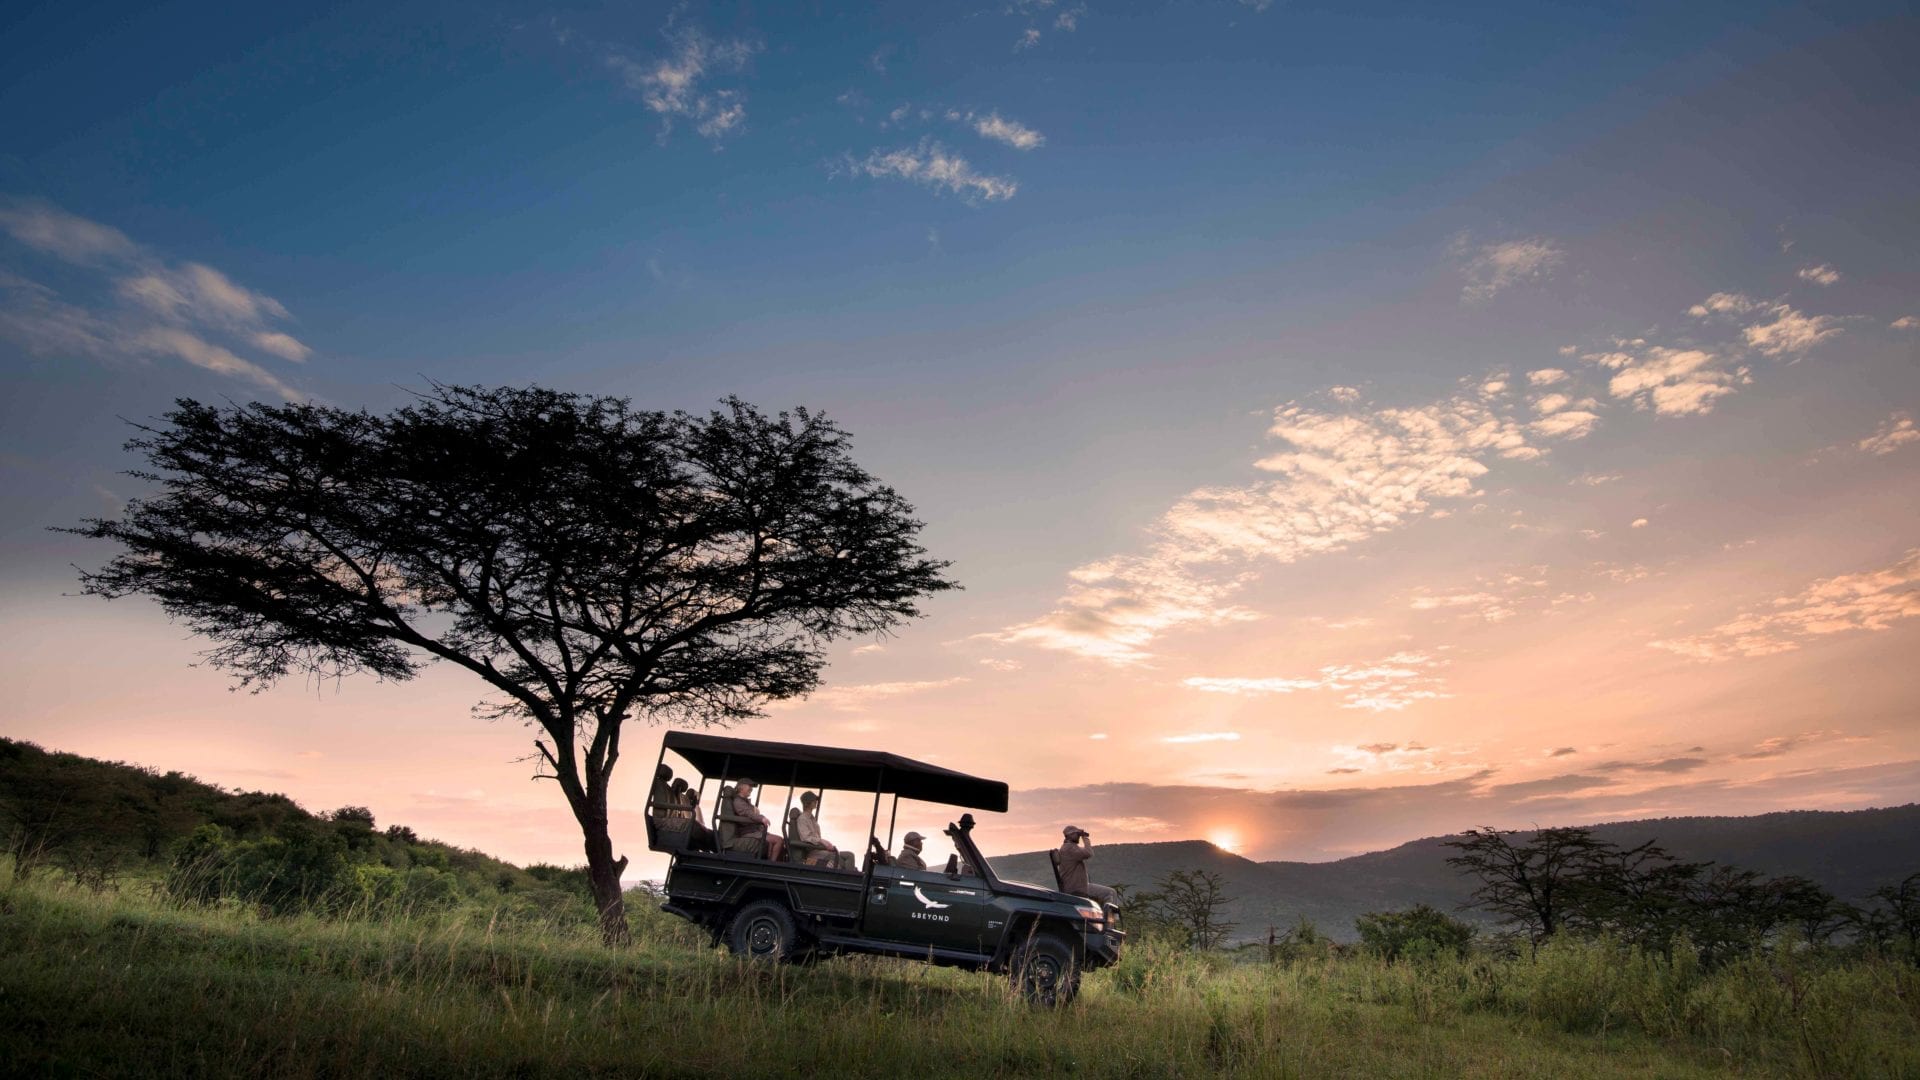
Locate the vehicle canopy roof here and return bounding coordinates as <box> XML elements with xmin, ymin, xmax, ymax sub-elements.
<box><xmin>661</xmin><ymin>730</ymin><xmax>1009</xmax><ymax>813</ymax></box>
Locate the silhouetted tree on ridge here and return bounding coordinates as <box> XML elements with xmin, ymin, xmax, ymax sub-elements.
<box><xmin>1444</xmin><ymin>825</ymin><xmax>1603</xmax><ymax>941</ymax></box>
<box><xmin>62</xmin><ymin>384</ymin><xmax>955</xmax><ymax>943</ymax></box>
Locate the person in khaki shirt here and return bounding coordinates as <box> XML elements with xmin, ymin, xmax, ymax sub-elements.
<box><xmin>1056</xmin><ymin>825</ymin><xmax>1116</xmax><ymax>906</ymax></box>
<box><xmin>724</xmin><ymin>779</ymin><xmax>786</xmax><ymax>861</ymax></box>
<box><xmin>788</xmin><ymin>791</ymin><xmax>854</xmax><ymax>870</ymax></box>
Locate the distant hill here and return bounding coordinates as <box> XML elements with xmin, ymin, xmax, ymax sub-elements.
<box><xmin>0</xmin><ymin>737</ymin><xmax>571</xmax><ymax>895</ymax></box>
<box><xmin>988</xmin><ymin>805</ymin><xmax>1920</xmax><ymax>943</ymax></box>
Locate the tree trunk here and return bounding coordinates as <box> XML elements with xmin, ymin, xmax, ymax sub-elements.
<box><xmin>578</xmin><ymin>797</ymin><xmax>631</xmax><ymax>946</ymax></box>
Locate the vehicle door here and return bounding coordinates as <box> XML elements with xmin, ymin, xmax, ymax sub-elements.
<box><xmin>864</xmin><ymin>864</ymin><xmax>992</xmax><ymax>955</ymax></box>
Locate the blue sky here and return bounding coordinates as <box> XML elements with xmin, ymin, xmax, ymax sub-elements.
<box><xmin>3</xmin><ymin>1</ymin><xmax>1917</xmax><ymax>867</ymax></box>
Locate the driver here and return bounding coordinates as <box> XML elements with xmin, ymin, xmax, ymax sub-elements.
<box><xmin>894</xmin><ymin>831</ymin><xmax>928</xmax><ymax>871</ymax></box>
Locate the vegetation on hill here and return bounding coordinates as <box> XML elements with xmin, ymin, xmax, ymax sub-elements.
<box><xmin>0</xmin><ymin>737</ymin><xmax>590</xmax><ymax>919</ymax></box>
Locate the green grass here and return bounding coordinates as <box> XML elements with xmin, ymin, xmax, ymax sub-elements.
<box><xmin>3</xmin><ymin>863</ymin><xmax>1917</xmax><ymax>1078</ymax></box>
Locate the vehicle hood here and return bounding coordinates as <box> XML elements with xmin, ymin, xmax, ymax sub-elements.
<box><xmin>994</xmin><ymin>878</ymin><xmax>1080</xmax><ymax>905</ymax></box>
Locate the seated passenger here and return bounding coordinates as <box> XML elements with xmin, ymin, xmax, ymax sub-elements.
<box><xmin>721</xmin><ymin>779</ymin><xmax>785</xmax><ymax>861</ymax></box>
<box><xmin>894</xmin><ymin>831</ymin><xmax>927</xmax><ymax>871</ymax></box>
<box><xmin>671</xmin><ymin>778</ymin><xmax>716</xmax><ymax>852</ymax></box>
<box><xmin>646</xmin><ymin>764</ymin><xmax>678</xmax><ymax>847</ymax></box>
<box><xmin>787</xmin><ymin>791</ymin><xmax>855</xmax><ymax>870</ymax></box>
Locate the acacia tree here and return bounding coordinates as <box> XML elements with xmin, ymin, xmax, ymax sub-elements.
<box><xmin>1135</xmin><ymin>868</ymin><xmax>1237</xmax><ymax>950</ymax></box>
<box><xmin>64</xmin><ymin>384</ymin><xmax>955</xmax><ymax>943</ymax></box>
<box><xmin>1443</xmin><ymin>825</ymin><xmax>1604</xmax><ymax>941</ymax></box>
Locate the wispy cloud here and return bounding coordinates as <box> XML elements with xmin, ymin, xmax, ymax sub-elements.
<box><xmin>1857</xmin><ymin>412</ymin><xmax>1918</xmax><ymax>456</ymax></box>
<box><xmin>1014</xmin><ymin>28</ymin><xmax>1042</xmax><ymax>51</ymax></box>
<box><xmin>1797</xmin><ymin>264</ymin><xmax>1841</xmax><ymax>286</ymax></box>
<box><xmin>1583</xmin><ymin>339</ymin><xmax>1749</xmax><ymax>417</ymax></box>
<box><xmin>1331</xmin><ymin>741</ymin><xmax>1442</xmax><ymax>773</ymax></box>
<box><xmin>1411</xmin><ymin>564</ymin><xmax>1606</xmax><ymax>622</ymax></box>
<box><xmin>840</xmin><ymin>139</ymin><xmax>1019</xmax><ymax>203</ymax></box>
<box><xmin>1162</xmin><ymin>732</ymin><xmax>1242</xmax><ymax>744</ymax></box>
<box><xmin>607</xmin><ymin>28</ymin><xmax>759</xmax><ymax>142</ymax></box>
<box><xmin>0</xmin><ymin>203</ymin><xmax>137</xmax><ymax>264</ymax></box>
<box><xmin>991</xmin><ymin>381</ymin><xmax>1594</xmax><ymax>663</ymax></box>
<box><xmin>1185</xmin><ymin>651</ymin><xmax>1451</xmax><ymax>712</ymax></box>
<box><xmin>1410</xmin><ymin>590</ymin><xmax>1514</xmax><ymax>622</ymax></box>
<box><xmin>1736</xmin><ymin>729</ymin><xmax>1852</xmax><ymax>760</ymax></box>
<box><xmin>969</xmin><ymin>111</ymin><xmax>1046</xmax><ymax>151</ymax></box>
<box><xmin>1687</xmin><ymin>291</ymin><xmax>1842</xmax><ymax>357</ymax></box>
<box><xmin>779</xmin><ymin>677</ymin><xmax>969</xmax><ymax>712</ymax></box>
<box><xmin>0</xmin><ymin>199</ymin><xmax>307</xmax><ymax>398</ymax></box>
<box><xmin>1892</xmin><ymin>316</ymin><xmax>1918</xmax><ymax>331</ymax></box>
<box><xmin>1742</xmin><ymin>304</ymin><xmax>1842</xmax><ymax>356</ymax></box>
<box><xmin>1457</xmin><ymin>236</ymin><xmax>1565</xmax><ymax>302</ymax></box>
<box><xmin>1651</xmin><ymin>548</ymin><xmax>1920</xmax><ymax>661</ymax></box>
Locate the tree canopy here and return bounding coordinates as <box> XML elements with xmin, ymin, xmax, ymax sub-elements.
<box><xmin>66</xmin><ymin>384</ymin><xmax>957</xmax><ymax>940</ymax></box>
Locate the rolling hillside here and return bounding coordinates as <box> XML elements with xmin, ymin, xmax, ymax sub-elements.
<box><xmin>988</xmin><ymin>804</ymin><xmax>1920</xmax><ymax>942</ymax></box>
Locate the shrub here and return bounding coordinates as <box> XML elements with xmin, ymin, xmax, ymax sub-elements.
<box><xmin>1355</xmin><ymin>904</ymin><xmax>1477</xmax><ymax>963</ymax></box>
<box><xmin>166</xmin><ymin>821</ymin><xmax>355</xmax><ymax>915</ymax></box>
<box><xmin>1265</xmin><ymin>915</ymin><xmax>1334</xmax><ymax>964</ymax></box>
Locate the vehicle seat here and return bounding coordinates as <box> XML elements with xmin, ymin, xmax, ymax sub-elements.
<box><xmin>648</xmin><ymin>797</ymin><xmax>691</xmax><ymax>853</ymax></box>
<box><xmin>1048</xmin><ymin>849</ymin><xmax>1067</xmax><ymax>892</ymax></box>
<box><xmin>713</xmin><ymin>786</ymin><xmax>768</xmax><ymax>858</ymax></box>
<box><xmin>783</xmin><ymin>807</ymin><xmax>818</xmax><ymax>863</ymax></box>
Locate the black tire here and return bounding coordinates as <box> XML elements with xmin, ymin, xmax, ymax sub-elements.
<box><xmin>727</xmin><ymin>899</ymin><xmax>800</xmax><ymax>962</ymax></box>
<box><xmin>1009</xmin><ymin>930</ymin><xmax>1080</xmax><ymax>1007</ymax></box>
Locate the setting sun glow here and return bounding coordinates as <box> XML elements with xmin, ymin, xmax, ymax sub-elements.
<box><xmin>1209</xmin><ymin>829</ymin><xmax>1241</xmax><ymax>854</ymax></box>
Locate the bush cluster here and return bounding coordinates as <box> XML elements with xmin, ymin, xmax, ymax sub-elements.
<box><xmin>166</xmin><ymin>822</ymin><xmax>466</xmax><ymax>917</ymax></box>
<box><xmin>1354</xmin><ymin>903</ymin><xmax>1477</xmax><ymax>962</ymax></box>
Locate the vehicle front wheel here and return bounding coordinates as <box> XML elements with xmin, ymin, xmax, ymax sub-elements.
<box><xmin>727</xmin><ymin>899</ymin><xmax>801</xmax><ymax>962</ymax></box>
<box><xmin>1009</xmin><ymin>931</ymin><xmax>1080</xmax><ymax>1007</ymax></box>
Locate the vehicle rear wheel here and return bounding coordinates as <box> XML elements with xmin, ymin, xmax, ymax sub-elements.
<box><xmin>1009</xmin><ymin>931</ymin><xmax>1080</xmax><ymax>1006</ymax></box>
<box><xmin>727</xmin><ymin>899</ymin><xmax>800</xmax><ymax>962</ymax></box>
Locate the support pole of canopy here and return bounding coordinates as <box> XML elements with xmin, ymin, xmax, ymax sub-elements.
<box><xmin>780</xmin><ymin>762</ymin><xmax>798</xmax><ymax>863</ymax></box>
<box><xmin>857</xmin><ymin>766</ymin><xmax>885</xmax><ymax>930</ymax></box>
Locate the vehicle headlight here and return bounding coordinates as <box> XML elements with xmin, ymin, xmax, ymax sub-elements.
<box><xmin>1074</xmin><ymin>904</ymin><xmax>1104</xmax><ymax>922</ymax></box>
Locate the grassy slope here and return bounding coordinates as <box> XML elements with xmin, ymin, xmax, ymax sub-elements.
<box><xmin>5</xmin><ymin>867</ymin><xmax>1917</xmax><ymax>1079</ymax></box>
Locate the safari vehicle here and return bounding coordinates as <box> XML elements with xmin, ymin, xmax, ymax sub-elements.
<box><xmin>646</xmin><ymin>731</ymin><xmax>1123</xmax><ymax>1004</ymax></box>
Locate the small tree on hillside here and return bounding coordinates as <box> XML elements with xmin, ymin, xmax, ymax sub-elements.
<box><xmin>1864</xmin><ymin>872</ymin><xmax>1920</xmax><ymax>961</ymax></box>
<box><xmin>63</xmin><ymin>385</ymin><xmax>955</xmax><ymax>943</ymax></box>
<box><xmin>1136</xmin><ymin>868</ymin><xmax>1237</xmax><ymax>950</ymax></box>
<box><xmin>1443</xmin><ymin>825</ymin><xmax>1604</xmax><ymax>941</ymax></box>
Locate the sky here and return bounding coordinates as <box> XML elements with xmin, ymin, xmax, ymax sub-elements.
<box><xmin>2</xmin><ymin>0</ymin><xmax>1917</xmax><ymax>877</ymax></box>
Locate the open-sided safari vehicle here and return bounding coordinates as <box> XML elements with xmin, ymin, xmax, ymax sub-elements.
<box><xmin>647</xmin><ymin>731</ymin><xmax>1123</xmax><ymax>1004</ymax></box>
